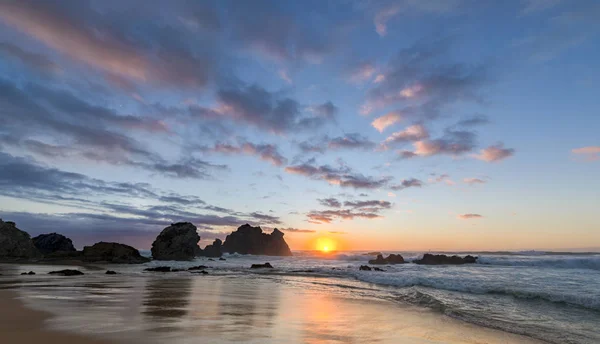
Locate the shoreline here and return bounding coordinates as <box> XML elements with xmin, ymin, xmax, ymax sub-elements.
<box><xmin>0</xmin><ymin>263</ymin><xmax>546</xmax><ymax>344</ymax></box>
<box><xmin>0</xmin><ymin>290</ymin><xmax>113</xmax><ymax>344</ymax></box>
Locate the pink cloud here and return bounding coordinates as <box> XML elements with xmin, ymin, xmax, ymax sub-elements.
<box><xmin>464</xmin><ymin>178</ymin><xmax>486</xmax><ymax>185</ymax></box>
<box><xmin>372</xmin><ymin>112</ymin><xmax>402</xmax><ymax>132</ymax></box>
<box><xmin>572</xmin><ymin>146</ymin><xmax>600</xmax><ymax>161</ymax></box>
<box><xmin>457</xmin><ymin>213</ymin><xmax>483</xmax><ymax>220</ymax></box>
<box><xmin>474</xmin><ymin>144</ymin><xmax>515</xmax><ymax>162</ymax></box>
<box><xmin>384</xmin><ymin>124</ymin><xmax>429</xmax><ymax>144</ymax></box>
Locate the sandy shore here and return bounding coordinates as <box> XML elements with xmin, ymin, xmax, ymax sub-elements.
<box><xmin>0</xmin><ymin>290</ymin><xmax>111</xmax><ymax>344</ymax></box>
<box><xmin>0</xmin><ymin>264</ymin><xmax>545</xmax><ymax>344</ymax></box>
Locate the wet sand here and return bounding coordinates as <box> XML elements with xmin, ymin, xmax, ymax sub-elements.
<box><xmin>0</xmin><ymin>264</ymin><xmax>545</xmax><ymax>344</ymax></box>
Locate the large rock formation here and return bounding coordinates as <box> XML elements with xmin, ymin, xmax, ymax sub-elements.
<box><xmin>202</xmin><ymin>239</ymin><xmax>222</xmax><ymax>258</ymax></box>
<box><xmin>369</xmin><ymin>254</ymin><xmax>405</xmax><ymax>265</ymax></box>
<box><xmin>151</xmin><ymin>222</ymin><xmax>201</xmax><ymax>260</ymax></box>
<box><xmin>0</xmin><ymin>219</ymin><xmax>40</xmax><ymax>259</ymax></box>
<box><xmin>222</xmin><ymin>224</ymin><xmax>292</xmax><ymax>256</ymax></box>
<box><xmin>413</xmin><ymin>254</ymin><xmax>478</xmax><ymax>265</ymax></box>
<box><xmin>82</xmin><ymin>242</ymin><xmax>150</xmax><ymax>264</ymax></box>
<box><xmin>32</xmin><ymin>233</ymin><xmax>76</xmax><ymax>255</ymax></box>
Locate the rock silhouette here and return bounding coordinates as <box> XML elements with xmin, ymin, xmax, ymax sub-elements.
<box><xmin>145</xmin><ymin>266</ymin><xmax>172</xmax><ymax>272</ymax></box>
<box><xmin>82</xmin><ymin>242</ymin><xmax>150</xmax><ymax>264</ymax></box>
<box><xmin>48</xmin><ymin>269</ymin><xmax>84</xmax><ymax>276</ymax></box>
<box><xmin>359</xmin><ymin>265</ymin><xmax>372</xmax><ymax>271</ymax></box>
<box><xmin>413</xmin><ymin>254</ymin><xmax>478</xmax><ymax>265</ymax></box>
<box><xmin>223</xmin><ymin>224</ymin><xmax>292</xmax><ymax>256</ymax></box>
<box><xmin>32</xmin><ymin>233</ymin><xmax>76</xmax><ymax>255</ymax></box>
<box><xmin>202</xmin><ymin>239</ymin><xmax>223</xmax><ymax>258</ymax></box>
<box><xmin>369</xmin><ymin>254</ymin><xmax>405</xmax><ymax>265</ymax></box>
<box><xmin>251</xmin><ymin>262</ymin><xmax>273</xmax><ymax>269</ymax></box>
<box><xmin>0</xmin><ymin>219</ymin><xmax>40</xmax><ymax>259</ymax></box>
<box><xmin>152</xmin><ymin>222</ymin><xmax>201</xmax><ymax>260</ymax></box>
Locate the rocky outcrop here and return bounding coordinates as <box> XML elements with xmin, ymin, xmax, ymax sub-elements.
<box><xmin>105</xmin><ymin>270</ymin><xmax>118</xmax><ymax>275</ymax></box>
<box><xmin>202</xmin><ymin>239</ymin><xmax>222</xmax><ymax>258</ymax></box>
<box><xmin>145</xmin><ymin>266</ymin><xmax>172</xmax><ymax>272</ymax></box>
<box><xmin>413</xmin><ymin>254</ymin><xmax>478</xmax><ymax>265</ymax></box>
<box><xmin>0</xmin><ymin>219</ymin><xmax>40</xmax><ymax>259</ymax></box>
<box><xmin>368</xmin><ymin>254</ymin><xmax>405</xmax><ymax>265</ymax></box>
<box><xmin>48</xmin><ymin>269</ymin><xmax>84</xmax><ymax>276</ymax></box>
<box><xmin>32</xmin><ymin>233</ymin><xmax>76</xmax><ymax>255</ymax></box>
<box><xmin>82</xmin><ymin>242</ymin><xmax>150</xmax><ymax>264</ymax></box>
<box><xmin>359</xmin><ymin>265</ymin><xmax>372</xmax><ymax>271</ymax></box>
<box><xmin>151</xmin><ymin>222</ymin><xmax>201</xmax><ymax>260</ymax></box>
<box><xmin>251</xmin><ymin>262</ymin><xmax>273</xmax><ymax>269</ymax></box>
<box><xmin>21</xmin><ymin>271</ymin><xmax>36</xmax><ymax>275</ymax></box>
<box><xmin>222</xmin><ymin>224</ymin><xmax>292</xmax><ymax>256</ymax></box>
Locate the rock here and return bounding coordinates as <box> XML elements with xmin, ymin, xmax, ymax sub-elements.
<box><xmin>208</xmin><ymin>258</ymin><xmax>215</xmax><ymax>261</ymax></box>
<box><xmin>144</xmin><ymin>266</ymin><xmax>171</xmax><ymax>272</ymax></box>
<box><xmin>48</xmin><ymin>269</ymin><xmax>84</xmax><ymax>276</ymax></box>
<box><xmin>251</xmin><ymin>262</ymin><xmax>273</xmax><ymax>269</ymax></box>
<box><xmin>21</xmin><ymin>271</ymin><xmax>35</xmax><ymax>275</ymax></box>
<box><xmin>0</xmin><ymin>219</ymin><xmax>40</xmax><ymax>259</ymax></box>
<box><xmin>359</xmin><ymin>265</ymin><xmax>372</xmax><ymax>271</ymax></box>
<box><xmin>82</xmin><ymin>242</ymin><xmax>150</xmax><ymax>264</ymax></box>
<box><xmin>413</xmin><ymin>254</ymin><xmax>478</xmax><ymax>265</ymax></box>
<box><xmin>151</xmin><ymin>222</ymin><xmax>201</xmax><ymax>261</ymax></box>
<box><xmin>32</xmin><ymin>233</ymin><xmax>76</xmax><ymax>255</ymax></box>
<box><xmin>187</xmin><ymin>265</ymin><xmax>208</xmax><ymax>271</ymax></box>
<box><xmin>105</xmin><ymin>270</ymin><xmax>118</xmax><ymax>275</ymax></box>
<box><xmin>219</xmin><ymin>257</ymin><xmax>226</xmax><ymax>261</ymax></box>
<box><xmin>222</xmin><ymin>224</ymin><xmax>292</xmax><ymax>256</ymax></box>
<box><xmin>172</xmin><ymin>268</ymin><xmax>185</xmax><ymax>272</ymax></box>
<box><xmin>190</xmin><ymin>270</ymin><xmax>208</xmax><ymax>275</ymax></box>
<box><xmin>368</xmin><ymin>254</ymin><xmax>405</xmax><ymax>265</ymax></box>
<box><xmin>373</xmin><ymin>267</ymin><xmax>385</xmax><ymax>272</ymax></box>
<box><xmin>202</xmin><ymin>239</ymin><xmax>223</xmax><ymax>258</ymax></box>
<box><xmin>363</xmin><ymin>251</ymin><xmax>382</xmax><ymax>256</ymax></box>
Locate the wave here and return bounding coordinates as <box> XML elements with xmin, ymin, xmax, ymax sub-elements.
<box><xmin>477</xmin><ymin>256</ymin><xmax>600</xmax><ymax>270</ymax></box>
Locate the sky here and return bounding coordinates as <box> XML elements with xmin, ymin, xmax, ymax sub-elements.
<box><xmin>0</xmin><ymin>0</ymin><xmax>598</xmax><ymax>252</ymax></box>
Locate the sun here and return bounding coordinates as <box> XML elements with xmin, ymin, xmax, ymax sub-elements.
<box><xmin>316</xmin><ymin>237</ymin><xmax>337</xmax><ymax>253</ymax></box>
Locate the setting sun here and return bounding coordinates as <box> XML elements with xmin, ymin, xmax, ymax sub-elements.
<box><xmin>316</xmin><ymin>237</ymin><xmax>337</xmax><ymax>252</ymax></box>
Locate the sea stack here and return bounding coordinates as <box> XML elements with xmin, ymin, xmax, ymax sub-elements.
<box><xmin>82</xmin><ymin>242</ymin><xmax>150</xmax><ymax>264</ymax></box>
<box><xmin>151</xmin><ymin>222</ymin><xmax>201</xmax><ymax>260</ymax></box>
<box><xmin>222</xmin><ymin>224</ymin><xmax>292</xmax><ymax>256</ymax></box>
<box><xmin>202</xmin><ymin>238</ymin><xmax>223</xmax><ymax>258</ymax></box>
<box><xmin>0</xmin><ymin>219</ymin><xmax>40</xmax><ymax>259</ymax></box>
<box><xmin>32</xmin><ymin>233</ymin><xmax>76</xmax><ymax>255</ymax></box>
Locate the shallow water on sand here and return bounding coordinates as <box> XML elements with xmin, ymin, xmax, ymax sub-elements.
<box><xmin>1</xmin><ymin>250</ymin><xmax>598</xmax><ymax>344</ymax></box>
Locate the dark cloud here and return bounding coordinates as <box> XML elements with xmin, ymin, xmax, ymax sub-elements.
<box><xmin>285</xmin><ymin>160</ymin><xmax>392</xmax><ymax>189</ymax></box>
<box><xmin>0</xmin><ymin>42</ymin><xmax>61</xmax><ymax>74</ymax></box>
<box><xmin>457</xmin><ymin>213</ymin><xmax>483</xmax><ymax>220</ymax></box>
<box><xmin>298</xmin><ymin>133</ymin><xmax>376</xmax><ymax>154</ymax></box>
<box><xmin>200</xmin><ymin>141</ymin><xmax>288</xmax><ymax>166</ymax></box>
<box><xmin>455</xmin><ymin>115</ymin><xmax>489</xmax><ymax>127</ymax></box>
<box><xmin>344</xmin><ymin>200</ymin><xmax>392</xmax><ymax>209</ymax></box>
<box><xmin>215</xmin><ymin>84</ymin><xmax>336</xmax><ymax>133</ymax></box>
<box><xmin>390</xmin><ymin>178</ymin><xmax>423</xmax><ymax>191</ymax></box>
<box><xmin>318</xmin><ymin>198</ymin><xmax>342</xmax><ymax>208</ymax></box>
<box><xmin>307</xmin><ymin>209</ymin><xmax>381</xmax><ymax>224</ymax></box>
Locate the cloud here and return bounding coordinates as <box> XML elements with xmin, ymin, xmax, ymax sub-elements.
<box><xmin>285</xmin><ymin>160</ymin><xmax>392</xmax><ymax>189</ymax></box>
<box><xmin>201</xmin><ymin>141</ymin><xmax>288</xmax><ymax>166</ymax></box>
<box><xmin>390</xmin><ymin>178</ymin><xmax>423</xmax><ymax>190</ymax></box>
<box><xmin>347</xmin><ymin>62</ymin><xmax>376</xmax><ymax>83</ymax></box>
<box><xmin>455</xmin><ymin>115</ymin><xmax>489</xmax><ymax>127</ymax></box>
<box><xmin>457</xmin><ymin>213</ymin><xmax>483</xmax><ymax>220</ymax></box>
<box><xmin>298</xmin><ymin>133</ymin><xmax>376</xmax><ymax>154</ymax></box>
<box><xmin>328</xmin><ymin>231</ymin><xmax>347</xmax><ymax>235</ymax></box>
<box><xmin>572</xmin><ymin>146</ymin><xmax>600</xmax><ymax>161</ymax></box>
<box><xmin>429</xmin><ymin>174</ymin><xmax>455</xmax><ymax>185</ymax></box>
<box><xmin>464</xmin><ymin>178</ymin><xmax>486</xmax><ymax>185</ymax></box>
<box><xmin>0</xmin><ymin>42</ymin><xmax>61</xmax><ymax>74</ymax></box>
<box><xmin>399</xmin><ymin>129</ymin><xmax>477</xmax><ymax>158</ymax></box>
<box><xmin>318</xmin><ymin>198</ymin><xmax>342</xmax><ymax>208</ymax></box>
<box><xmin>521</xmin><ymin>0</ymin><xmax>562</xmax><ymax>14</ymax></box>
<box><xmin>215</xmin><ymin>84</ymin><xmax>336</xmax><ymax>133</ymax></box>
<box><xmin>383</xmin><ymin>124</ymin><xmax>429</xmax><ymax>145</ymax></box>
<box><xmin>279</xmin><ymin>227</ymin><xmax>316</xmax><ymax>233</ymax></box>
<box><xmin>279</xmin><ymin>69</ymin><xmax>293</xmax><ymax>84</ymax></box>
<box><xmin>307</xmin><ymin>197</ymin><xmax>392</xmax><ymax>224</ymax></box>
<box><xmin>372</xmin><ymin>112</ymin><xmax>402</xmax><ymax>132</ymax></box>
<box><xmin>374</xmin><ymin>4</ymin><xmax>400</xmax><ymax>36</ymax></box>
<box><xmin>344</xmin><ymin>200</ymin><xmax>392</xmax><ymax>209</ymax></box>
<box><xmin>474</xmin><ymin>143</ymin><xmax>515</xmax><ymax>162</ymax></box>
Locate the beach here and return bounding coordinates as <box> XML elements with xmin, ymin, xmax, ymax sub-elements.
<box><xmin>0</xmin><ymin>261</ymin><xmax>547</xmax><ymax>344</ymax></box>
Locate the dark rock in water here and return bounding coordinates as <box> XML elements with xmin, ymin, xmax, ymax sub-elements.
<box><xmin>0</xmin><ymin>219</ymin><xmax>40</xmax><ymax>259</ymax></box>
<box><xmin>188</xmin><ymin>265</ymin><xmax>208</xmax><ymax>271</ymax></box>
<box><xmin>251</xmin><ymin>262</ymin><xmax>273</xmax><ymax>269</ymax></box>
<box><xmin>32</xmin><ymin>233</ymin><xmax>76</xmax><ymax>255</ymax></box>
<box><xmin>144</xmin><ymin>266</ymin><xmax>171</xmax><ymax>272</ymax></box>
<box><xmin>363</xmin><ymin>251</ymin><xmax>382</xmax><ymax>256</ymax></box>
<box><xmin>373</xmin><ymin>267</ymin><xmax>385</xmax><ymax>272</ymax></box>
<box><xmin>82</xmin><ymin>242</ymin><xmax>149</xmax><ymax>264</ymax></box>
<box><xmin>191</xmin><ymin>270</ymin><xmax>208</xmax><ymax>275</ymax></box>
<box><xmin>413</xmin><ymin>254</ymin><xmax>478</xmax><ymax>265</ymax></box>
<box><xmin>219</xmin><ymin>257</ymin><xmax>226</xmax><ymax>261</ymax></box>
<box><xmin>172</xmin><ymin>268</ymin><xmax>185</xmax><ymax>272</ymax></box>
<box><xmin>359</xmin><ymin>265</ymin><xmax>372</xmax><ymax>271</ymax></box>
<box><xmin>369</xmin><ymin>254</ymin><xmax>405</xmax><ymax>265</ymax></box>
<box><xmin>105</xmin><ymin>270</ymin><xmax>118</xmax><ymax>275</ymax></box>
<box><xmin>223</xmin><ymin>224</ymin><xmax>292</xmax><ymax>256</ymax></box>
<box><xmin>202</xmin><ymin>239</ymin><xmax>223</xmax><ymax>258</ymax></box>
<box><xmin>21</xmin><ymin>271</ymin><xmax>36</xmax><ymax>275</ymax></box>
<box><xmin>48</xmin><ymin>269</ymin><xmax>84</xmax><ymax>276</ymax></box>
<box><xmin>151</xmin><ymin>222</ymin><xmax>201</xmax><ymax>261</ymax></box>
<box><xmin>208</xmin><ymin>258</ymin><xmax>215</xmax><ymax>261</ymax></box>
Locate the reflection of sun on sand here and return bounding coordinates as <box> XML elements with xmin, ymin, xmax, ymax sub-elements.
<box><xmin>0</xmin><ymin>274</ymin><xmax>544</xmax><ymax>344</ymax></box>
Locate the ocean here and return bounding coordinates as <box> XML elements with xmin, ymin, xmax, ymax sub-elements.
<box><xmin>2</xmin><ymin>251</ymin><xmax>599</xmax><ymax>343</ymax></box>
